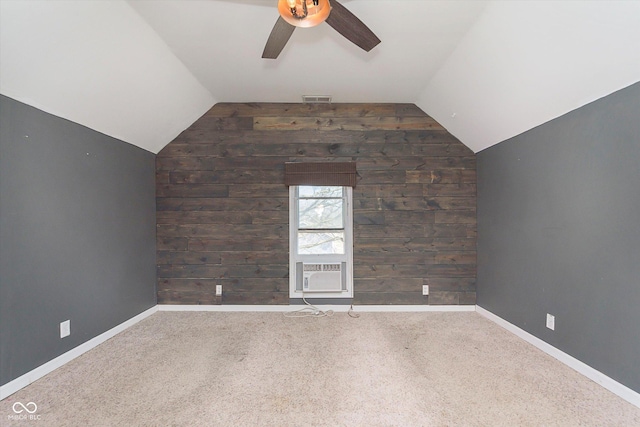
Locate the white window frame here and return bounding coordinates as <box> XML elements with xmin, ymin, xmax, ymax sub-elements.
<box><xmin>289</xmin><ymin>185</ymin><xmax>354</xmax><ymax>299</ymax></box>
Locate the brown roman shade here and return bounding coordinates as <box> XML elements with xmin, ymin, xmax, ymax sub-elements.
<box><xmin>284</xmin><ymin>161</ymin><xmax>357</xmax><ymax>187</ymax></box>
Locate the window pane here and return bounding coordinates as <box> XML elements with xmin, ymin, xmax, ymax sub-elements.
<box><xmin>298</xmin><ymin>232</ymin><xmax>345</xmax><ymax>255</ymax></box>
<box><xmin>298</xmin><ymin>198</ymin><xmax>343</xmax><ymax>229</ymax></box>
<box><xmin>298</xmin><ymin>186</ymin><xmax>343</xmax><ymax>198</ymax></box>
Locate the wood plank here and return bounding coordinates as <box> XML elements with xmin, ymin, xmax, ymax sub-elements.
<box><xmin>354</xmin><ymin>263</ymin><xmax>433</xmax><ymax>277</ymax></box>
<box><xmin>435</xmin><ymin>252</ymin><xmax>477</xmax><ymax>264</ymax></box>
<box><xmin>158</xmin><ymin>278</ymin><xmax>288</xmax><ymax>293</ymax></box>
<box><xmin>428</xmin><ymin>291</ymin><xmax>460</xmax><ymax>305</ymax></box>
<box><xmin>206</xmin><ymin>103</ymin><xmax>399</xmax><ymax>118</ymax></box>
<box><xmin>152</xmin><ymin>210</ymin><xmax>285</xmax><ymax>226</ymax></box>
<box><xmin>395</xmin><ymin>104</ymin><xmax>428</xmax><ymax>117</ymax></box>
<box><xmin>157</xmin><ymin>264</ymin><xmax>288</xmax><ymax>279</ymax></box>
<box><xmin>356</xmin><ymin>156</ymin><xmax>475</xmax><ymax>171</ymax></box>
<box><xmin>428</xmin><ymin>264</ymin><xmax>476</xmax><ymax>277</ymax></box>
<box><xmin>168</xmin><ymin>129</ymin><xmax>459</xmax><ymax>146</ymax></box>
<box><xmin>156</xmin><ymin>184</ymin><xmax>229</xmax><ymax>198</ymax></box>
<box><xmin>156</xmin><ymin>171</ymin><xmax>170</xmax><ymax>184</ymax></box>
<box><xmin>228</xmin><ymin>184</ymin><xmax>288</xmax><ymax>198</ymax></box>
<box><xmin>171</xmin><ymin>130</ymin><xmax>365</xmax><ymax>146</ymax></box>
<box><xmin>423</xmin><ymin>184</ymin><xmax>476</xmax><ymax>197</ymax></box>
<box><xmin>189</xmin><ymin>116</ymin><xmax>254</xmax><ymax>131</ymax></box>
<box><xmin>354</xmin><ymin>197</ymin><xmax>476</xmax><ymax>211</ymax></box>
<box><xmin>406</xmin><ymin>169</ymin><xmax>476</xmax><ymax>184</ymax></box>
<box><xmin>211</xmin><ymin>156</ymin><xmax>289</xmax><ymax>171</ymax></box>
<box><xmin>426</xmin><ymin>277</ymin><xmax>476</xmax><ymax>292</ymax></box>
<box><xmin>354</xmin><ymin>224</ymin><xmax>475</xmax><ymax>238</ymax></box>
<box><xmin>353</xmin><ymin>211</ymin><xmax>385</xmax><ymax>225</ymax></box>
<box><xmin>219</xmin><ymin>278</ymin><xmax>288</xmax><ymax>293</ymax></box>
<box><xmin>156</xmin><ymin>224</ymin><xmax>287</xmax><ymax>239</ymax></box>
<box><xmin>434</xmin><ymin>210</ymin><xmax>477</xmax><ymax>224</ymax></box>
<box><xmin>354</xmin><ymin>278</ymin><xmax>423</xmax><ymax>292</ymax></box>
<box><xmin>356</xmin><ymin>170</ymin><xmax>407</xmax><ymax>184</ymax></box>
<box><xmin>356</xmin><ymin>157</ymin><xmax>469</xmax><ymax>171</ymax></box>
<box><xmin>354</xmin><ymin>224</ymin><xmax>427</xmax><ymax>238</ymax></box>
<box><xmin>411</xmin><ymin>141</ymin><xmax>473</xmax><ymax>156</ymax></box>
<box><xmin>157</xmin><ymin>197</ymin><xmax>287</xmax><ymax>212</ymax></box>
<box><xmin>157</xmin><ymin>237</ymin><xmax>188</xmax><ymax>251</ymax></box>
<box><xmin>157</xmin><ymin>251</ymin><xmax>222</xmax><ymax>265</ymax></box>
<box><xmin>157</xmin><ymin>290</ymin><xmax>219</xmax><ymax>305</ymax></box>
<box><xmin>419</xmin><ymin>157</ymin><xmax>476</xmax><ymax>170</ymax></box>
<box><xmin>157</xmin><ymin>156</ymin><xmax>295</xmax><ymax>172</ymax></box>
<box><xmin>220</xmin><ymin>292</ymin><xmax>288</xmax><ymax>305</ymax></box>
<box><xmin>380</xmin><ymin>211</ymin><xmax>436</xmax><ymax>224</ymax></box>
<box><xmin>459</xmin><ymin>292</ymin><xmax>477</xmax><ymax>305</ymax></box>
<box><xmin>356</xmin><ymin>237</ymin><xmax>476</xmax><ymax>252</ymax></box>
<box><xmin>220</xmin><ymin>252</ymin><xmax>288</xmax><ymax>265</ymax></box>
<box><xmin>355</xmin><ymin>252</ymin><xmax>436</xmax><ymax>264</ymax></box>
<box><xmin>170</xmin><ymin>170</ymin><xmax>283</xmax><ymax>185</ymax></box>
<box><xmin>253</xmin><ymin>116</ymin><xmax>444</xmax><ymax>131</ymax></box>
<box><xmin>156</xmin><ymin>157</ymin><xmax>217</xmax><ymax>171</ymax></box>
<box><xmin>158</xmin><ymin>141</ymin><xmax>467</xmax><ymax>159</ymax></box>
<box><xmin>354</xmin><ymin>184</ymin><xmax>424</xmax><ymax>198</ymax></box>
<box><xmin>159</xmin><ymin>143</ymin><xmax>220</xmax><ymax>157</ymax></box>
<box><xmin>157</xmin><ymin>278</ymin><xmax>218</xmax><ymax>292</ymax></box>
<box><xmin>189</xmin><ymin>238</ymin><xmax>288</xmax><ymax>252</ymax></box>
<box><xmin>368</xmin><ymin>130</ymin><xmax>460</xmax><ymax>145</ymax></box>
<box><xmin>156</xmin><ymin>211</ymin><xmax>254</xmax><ymax>225</ymax></box>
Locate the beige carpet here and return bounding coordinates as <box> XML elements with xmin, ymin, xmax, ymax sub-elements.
<box><xmin>1</xmin><ymin>311</ymin><xmax>639</xmax><ymax>426</ymax></box>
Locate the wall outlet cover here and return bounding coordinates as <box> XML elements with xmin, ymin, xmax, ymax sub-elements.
<box><xmin>546</xmin><ymin>313</ymin><xmax>555</xmax><ymax>330</ymax></box>
<box><xmin>422</xmin><ymin>285</ymin><xmax>429</xmax><ymax>296</ymax></box>
<box><xmin>215</xmin><ymin>285</ymin><xmax>222</xmax><ymax>296</ymax></box>
<box><xmin>60</xmin><ymin>320</ymin><xmax>70</xmax><ymax>338</ymax></box>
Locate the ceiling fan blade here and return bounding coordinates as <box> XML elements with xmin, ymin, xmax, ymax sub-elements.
<box><xmin>262</xmin><ymin>16</ymin><xmax>296</xmax><ymax>59</ymax></box>
<box><xmin>325</xmin><ymin>0</ymin><xmax>381</xmax><ymax>52</ymax></box>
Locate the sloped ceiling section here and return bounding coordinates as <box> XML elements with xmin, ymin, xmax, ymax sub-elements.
<box><xmin>1</xmin><ymin>1</ymin><xmax>639</xmax><ymax>154</ymax></box>
<box><xmin>127</xmin><ymin>0</ymin><xmax>487</xmax><ymax>104</ymax></box>
<box><xmin>417</xmin><ymin>1</ymin><xmax>640</xmax><ymax>153</ymax></box>
<box><xmin>0</xmin><ymin>0</ymin><xmax>214</xmax><ymax>154</ymax></box>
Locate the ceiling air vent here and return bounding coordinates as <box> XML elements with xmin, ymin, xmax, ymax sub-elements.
<box><xmin>302</xmin><ymin>95</ymin><xmax>332</xmax><ymax>104</ymax></box>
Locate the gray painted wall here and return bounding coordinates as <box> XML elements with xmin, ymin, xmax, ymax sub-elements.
<box><xmin>477</xmin><ymin>82</ymin><xmax>640</xmax><ymax>393</ymax></box>
<box><xmin>0</xmin><ymin>95</ymin><xmax>156</xmax><ymax>386</ymax></box>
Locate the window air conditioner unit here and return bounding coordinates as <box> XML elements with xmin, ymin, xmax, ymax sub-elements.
<box><xmin>302</xmin><ymin>263</ymin><xmax>343</xmax><ymax>292</ymax></box>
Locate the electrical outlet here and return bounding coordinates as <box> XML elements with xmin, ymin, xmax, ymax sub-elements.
<box><xmin>546</xmin><ymin>313</ymin><xmax>555</xmax><ymax>330</ymax></box>
<box><xmin>422</xmin><ymin>285</ymin><xmax>429</xmax><ymax>296</ymax></box>
<box><xmin>60</xmin><ymin>320</ymin><xmax>70</xmax><ymax>338</ymax></box>
<box><xmin>215</xmin><ymin>285</ymin><xmax>222</xmax><ymax>296</ymax></box>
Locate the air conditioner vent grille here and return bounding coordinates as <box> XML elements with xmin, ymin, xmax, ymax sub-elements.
<box><xmin>302</xmin><ymin>95</ymin><xmax>332</xmax><ymax>104</ymax></box>
<box><xmin>299</xmin><ymin>262</ymin><xmax>344</xmax><ymax>292</ymax></box>
<box><xmin>323</xmin><ymin>264</ymin><xmax>341</xmax><ymax>272</ymax></box>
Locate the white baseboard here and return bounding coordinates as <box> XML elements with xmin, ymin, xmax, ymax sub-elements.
<box><xmin>158</xmin><ymin>304</ymin><xmax>476</xmax><ymax>313</ymax></box>
<box><xmin>476</xmin><ymin>305</ymin><xmax>640</xmax><ymax>409</ymax></box>
<box><xmin>354</xmin><ymin>305</ymin><xmax>476</xmax><ymax>312</ymax></box>
<box><xmin>0</xmin><ymin>306</ymin><xmax>158</xmax><ymax>400</ymax></box>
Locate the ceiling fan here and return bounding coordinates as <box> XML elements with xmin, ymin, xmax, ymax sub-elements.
<box><xmin>262</xmin><ymin>0</ymin><xmax>381</xmax><ymax>59</ymax></box>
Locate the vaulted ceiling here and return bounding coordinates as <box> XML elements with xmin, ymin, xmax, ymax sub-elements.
<box><xmin>1</xmin><ymin>0</ymin><xmax>639</xmax><ymax>154</ymax></box>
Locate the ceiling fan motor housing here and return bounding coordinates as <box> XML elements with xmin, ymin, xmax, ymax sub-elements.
<box><xmin>278</xmin><ymin>0</ymin><xmax>331</xmax><ymax>28</ymax></box>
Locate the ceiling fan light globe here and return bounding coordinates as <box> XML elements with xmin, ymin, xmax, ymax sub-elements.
<box><xmin>277</xmin><ymin>0</ymin><xmax>331</xmax><ymax>28</ymax></box>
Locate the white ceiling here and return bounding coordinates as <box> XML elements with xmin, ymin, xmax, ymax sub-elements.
<box><xmin>1</xmin><ymin>0</ymin><xmax>639</xmax><ymax>154</ymax></box>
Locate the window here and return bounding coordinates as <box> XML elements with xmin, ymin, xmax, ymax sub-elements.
<box><xmin>289</xmin><ymin>185</ymin><xmax>353</xmax><ymax>299</ymax></box>
<box><xmin>297</xmin><ymin>186</ymin><xmax>345</xmax><ymax>255</ymax></box>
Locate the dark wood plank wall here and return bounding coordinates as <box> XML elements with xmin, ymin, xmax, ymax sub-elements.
<box><xmin>156</xmin><ymin>103</ymin><xmax>476</xmax><ymax>305</ymax></box>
